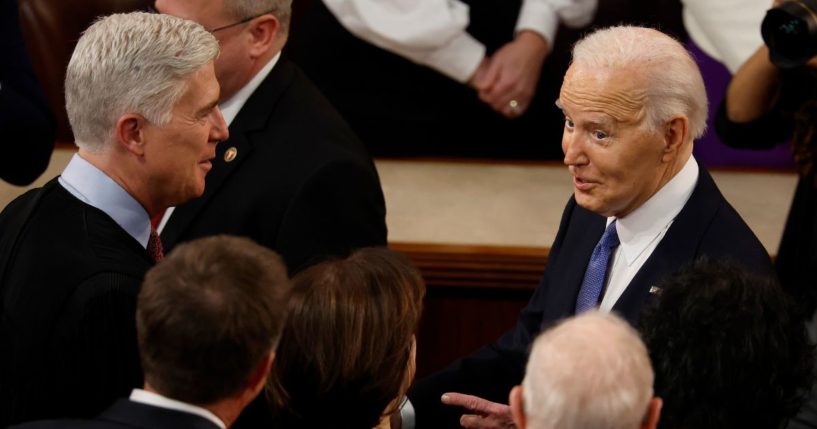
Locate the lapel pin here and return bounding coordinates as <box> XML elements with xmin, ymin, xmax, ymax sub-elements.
<box><xmin>224</xmin><ymin>147</ymin><xmax>238</xmax><ymax>162</ymax></box>
<box><xmin>649</xmin><ymin>286</ymin><xmax>662</xmax><ymax>296</ymax></box>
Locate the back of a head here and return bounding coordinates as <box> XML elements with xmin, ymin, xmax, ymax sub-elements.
<box><xmin>137</xmin><ymin>235</ymin><xmax>290</xmax><ymax>405</ymax></box>
<box><xmin>523</xmin><ymin>312</ymin><xmax>654</xmax><ymax>429</ymax></box>
<box><xmin>65</xmin><ymin>12</ymin><xmax>218</xmax><ymax>152</ymax></box>
<box><xmin>570</xmin><ymin>25</ymin><xmax>708</xmax><ymax>140</ymax></box>
<box><xmin>640</xmin><ymin>258</ymin><xmax>815</xmax><ymax>429</ymax></box>
<box><xmin>268</xmin><ymin>247</ymin><xmax>425</xmax><ymax>429</ymax></box>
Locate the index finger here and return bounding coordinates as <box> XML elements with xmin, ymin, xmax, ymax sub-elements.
<box><xmin>441</xmin><ymin>392</ymin><xmax>504</xmax><ymax>414</ymax></box>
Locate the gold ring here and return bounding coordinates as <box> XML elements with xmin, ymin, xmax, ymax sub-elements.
<box><xmin>508</xmin><ymin>99</ymin><xmax>520</xmax><ymax>113</ymax></box>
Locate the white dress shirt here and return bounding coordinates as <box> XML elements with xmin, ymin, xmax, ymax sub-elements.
<box><xmin>599</xmin><ymin>156</ymin><xmax>699</xmax><ymax>310</ymax></box>
<box><xmin>682</xmin><ymin>0</ymin><xmax>767</xmax><ymax>73</ymax></box>
<box><xmin>130</xmin><ymin>389</ymin><xmax>226</xmax><ymax>429</ymax></box>
<box><xmin>322</xmin><ymin>0</ymin><xmax>597</xmax><ymax>82</ymax></box>
<box><xmin>156</xmin><ymin>53</ymin><xmax>282</xmax><ymax>233</ymax></box>
<box><xmin>58</xmin><ymin>154</ymin><xmax>151</xmax><ymax>248</ymax></box>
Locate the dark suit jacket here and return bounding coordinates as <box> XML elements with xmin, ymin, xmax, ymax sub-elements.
<box><xmin>0</xmin><ymin>0</ymin><xmax>55</xmax><ymax>186</ymax></box>
<box><xmin>0</xmin><ymin>180</ymin><xmax>150</xmax><ymax>426</ymax></box>
<box><xmin>10</xmin><ymin>399</ymin><xmax>221</xmax><ymax>429</ymax></box>
<box><xmin>161</xmin><ymin>57</ymin><xmax>387</xmax><ymax>274</ymax></box>
<box><xmin>409</xmin><ymin>165</ymin><xmax>774</xmax><ymax>428</ymax></box>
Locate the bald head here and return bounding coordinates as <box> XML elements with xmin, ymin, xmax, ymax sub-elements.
<box><xmin>511</xmin><ymin>312</ymin><xmax>659</xmax><ymax>429</ymax></box>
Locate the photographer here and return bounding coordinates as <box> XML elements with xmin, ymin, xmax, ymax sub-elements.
<box><xmin>716</xmin><ymin>0</ymin><xmax>817</xmax><ymax>320</ymax></box>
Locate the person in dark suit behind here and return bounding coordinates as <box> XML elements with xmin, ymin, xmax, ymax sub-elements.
<box><xmin>640</xmin><ymin>258</ymin><xmax>814</xmax><ymax>429</ymax></box>
<box><xmin>509</xmin><ymin>311</ymin><xmax>661</xmax><ymax>429</ymax></box>
<box><xmin>0</xmin><ymin>0</ymin><xmax>55</xmax><ymax>185</ymax></box>
<box><xmin>0</xmin><ymin>12</ymin><xmax>228</xmax><ymax>426</ymax></box>
<box><xmin>407</xmin><ymin>26</ymin><xmax>775</xmax><ymax>428</ymax></box>
<box><xmin>154</xmin><ymin>0</ymin><xmax>388</xmax><ymax>275</ymax></box>
<box><xmin>12</xmin><ymin>235</ymin><xmax>292</xmax><ymax>429</ymax></box>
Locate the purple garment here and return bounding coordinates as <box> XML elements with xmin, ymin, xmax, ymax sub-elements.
<box><xmin>688</xmin><ymin>41</ymin><xmax>794</xmax><ymax>169</ymax></box>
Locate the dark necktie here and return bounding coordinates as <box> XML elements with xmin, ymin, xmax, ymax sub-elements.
<box><xmin>575</xmin><ymin>221</ymin><xmax>620</xmax><ymax>313</ymax></box>
<box><xmin>147</xmin><ymin>228</ymin><xmax>164</xmax><ymax>262</ymax></box>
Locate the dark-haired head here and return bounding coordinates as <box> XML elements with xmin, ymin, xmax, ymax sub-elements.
<box><xmin>268</xmin><ymin>247</ymin><xmax>425</xmax><ymax>428</ymax></box>
<box><xmin>640</xmin><ymin>258</ymin><xmax>814</xmax><ymax>429</ymax></box>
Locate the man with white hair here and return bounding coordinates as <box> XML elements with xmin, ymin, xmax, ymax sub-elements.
<box><xmin>0</xmin><ymin>12</ymin><xmax>227</xmax><ymax>426</ymax></box>
<box><xmin>509</xmin><ymin>312</ymin><xmax>661</xmax><ymax>429</ymax></box>
<box><xmin>408</xmin><ymin>25</ymin><xmax>773</xmax><ymax>428</ymax></box>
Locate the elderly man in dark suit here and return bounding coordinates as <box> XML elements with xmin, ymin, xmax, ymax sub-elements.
<box><xmin>407</xmin><ymin>25</ymin><xmax>774</xmax><ymax>429</ymax></box>
<box><xmin>154</xmin><ymin>0</ymin><xmax>387</xmax><ymax>274</ymax></box>
<box><xmin>12</xmin><ymin>235</ymin><xmax>292</xmax><ymax>429</ymax></box>
<box><xmin>0</xmin><ymin>12</ymin><xmax>228</xmax><ymax>426</ymax></box>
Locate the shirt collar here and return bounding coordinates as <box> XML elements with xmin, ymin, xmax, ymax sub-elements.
<box><xmin>58</xmin><ymin>154</ymin><xmax>151</xmax><ymax>248</ymax></box>
<box><xmin>130</xmin><ymin>389</ymin><xmax>226</xmax><ymax>429</ymax></box>
<box><xmin>218</xmin><ymin>52</ymin><xmax>281</xmax><ymax>126</ymax></box>
<box><xmin>610</xmin><ymin>155</ymin><xmax>699</xmax><ymax>266</ymax></box>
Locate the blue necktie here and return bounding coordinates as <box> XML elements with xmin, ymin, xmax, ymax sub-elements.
<box><xmin>575</xmin><ymin>221</ymin><xmax>620</xmax><ymax>313</ymax></box>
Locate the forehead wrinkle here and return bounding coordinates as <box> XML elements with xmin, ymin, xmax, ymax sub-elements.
<box><xmin>560</xmin><ymin>74</ymin><xmax>648</xmax><ymax>124</ymax></box>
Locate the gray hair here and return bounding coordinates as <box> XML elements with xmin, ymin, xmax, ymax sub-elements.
<box><xmin>65</xmin><ymin>12</ymin><xmax>219</xmax><ymax>152</ymax></box>
<box><xmin>571</xmin><ymin>26</ymin><xmax>708</xmax><ymax>141</ymax></box>
<box><xmin>522</xmin><ymin>312</ymin><xmax>654</xmax><ymax>429</ymax></box>
<box><xmin>222</xmin><ymin>0</ymin><xmax>292</xmax><ymax>36</ymax></box>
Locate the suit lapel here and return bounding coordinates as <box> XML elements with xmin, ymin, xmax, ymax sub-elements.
<box><xmin>543</xmin><ymin>203</ymin><xmax>607</xmax><ymax>321</ymax></box>
<box><xmin>161</xmin><ymin>59</ymin><xmax>297</xmax><ymax>249</ymax></box>
<box><xmin>612</xmin><ymin>165</ymin><xmax>721</xmax><ymax>323</ymax></box>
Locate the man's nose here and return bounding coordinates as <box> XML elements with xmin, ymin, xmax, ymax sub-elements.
<box><xmin>211</xmin><ymin>107</ymin><xmax>229</xmax><ymax>142</ymax></box>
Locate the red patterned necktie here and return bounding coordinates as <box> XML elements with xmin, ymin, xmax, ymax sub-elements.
<box><xmin>148</xmin><ymin>228</ymin><xmax>164</xmax><ymax>262</ymax></box>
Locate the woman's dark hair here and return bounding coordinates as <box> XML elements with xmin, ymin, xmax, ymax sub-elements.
<box><xmin>267</xmin><ymin>247</ymin><xmax>425</xmax><ymax>428</ymax></box>
<box><xmin>640</xmin><ymin>258</ymin><xmax>815</xmax><ymax>429</ymax></box>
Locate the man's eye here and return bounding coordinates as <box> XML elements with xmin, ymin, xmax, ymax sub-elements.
<box><xmin>593</xmin><ymin>130</ymin><xmax>608</xmax><ymax>140</ymax></box>
<box><xmin>565</xmin><ymin>118</ymin><xmax>575</xmax><ymax>129</ymax></box>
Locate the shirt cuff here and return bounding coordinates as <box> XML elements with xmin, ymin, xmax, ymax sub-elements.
<box><xmin>421</xmin><ymin>32</ymin><xmax>486</xmax><ymax>83</ymax></box>
<box><xmin>515</xmin><ymin>1</ymin><xmax>559</xmax><ymax>45</ymax></box>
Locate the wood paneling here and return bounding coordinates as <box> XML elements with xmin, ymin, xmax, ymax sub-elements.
<box><xmin>390</xmin><ymin>242</ymin><xmax>547</xmax><ymax>377</ymax></box>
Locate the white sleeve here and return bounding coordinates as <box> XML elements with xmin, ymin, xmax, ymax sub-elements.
<box><xmin>681</xmin><ymin>0</ymin><xmax>767</xmax><ymax>73</ymax></box>
<box><xmin>322</xmin><ymin>0</ymin><xmax>486</xmax><ymax>83</ymax></box>
<box><xmin>515</xmin><ymin>0</ymin><xmax>597</xmax><ymax>45</ymax></box>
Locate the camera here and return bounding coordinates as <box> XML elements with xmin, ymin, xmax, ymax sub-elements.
<box><xmin>761</xmin><ymin>0</ymin><xmax>817</xmax><ymax>68</ymax></box>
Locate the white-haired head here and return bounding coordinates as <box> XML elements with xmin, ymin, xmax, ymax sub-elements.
<box><xmin>571</xmin><ymin>26</ymin><xmax>708</xmax><ymax>141</ymax></box>
<box><xmin>65</xmin><ymin>12</ymin><xmax>219</xmax><ymax>152</ymax></box>
<box><xmin>521</xmin><ymin>311</ymin><xmax>654</xmax><ymax>429</ymax></box>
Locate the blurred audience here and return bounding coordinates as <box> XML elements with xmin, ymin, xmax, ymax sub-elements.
<box><xmin>12</xmin><ymin>235</ymin><xmax>291</xmax><ymax>429</ymax></box>
<box><xmin>717</xmin><ymin>0</ymin><xmax>817</xmax><ymax>319</ymax></box>
<box><xmin>0</xmin><ymin>12</ymin><xmax>226</xmax><ymax>425</ymax></box>
<box><xmin>509</xmin><ymin>311</ymin><xmax>661</xmax><ymax>429</ymax></box>
<box><xmin>640</xmin><ymin>258</ymin><xmax>814</xmax><ymax>429</ymax></box>
<box><xmin>0</xmin><ymin>0</ymin><xmax>55</xmax><ymax>185</ymax></box>
<box><xmin>267</xmin><ymin>247</ymin><xmax>425</xmax><ymax>429</ymax></box>
<box><xmin>154</xmin><ymin>0</ymin><xmax>387</xmax><ymax>274</ymax></box>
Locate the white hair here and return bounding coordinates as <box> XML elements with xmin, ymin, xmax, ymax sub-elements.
<box><xmin>222</xmin><ymin>0</ymin><xmax>292</xmax><ymax>35</ymax></box>
<box><xmin>571</xmin><ymin>26</ymin><xmax>708</xmax><ymax>140</ymax></box>
<box><xmin>522</xmin><ymin>311</ymin><xmax>654</xmax><ymax>429</ymax></box>
<box><xmin>65</xmin><ymin>12</ymin><xmax>219</xmax><ymax>152</ymax></box>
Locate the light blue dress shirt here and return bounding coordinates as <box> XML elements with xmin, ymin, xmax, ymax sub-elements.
<box><xmin>58</xmin><ymin>154</ymin><xmax>151</xmax><ymax>249</ymax></box>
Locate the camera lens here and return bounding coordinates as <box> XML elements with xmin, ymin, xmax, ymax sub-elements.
<box><xmin>761</xmin><ymin>0</ymin><xmax>817</xmax><ymax>68</ymax></box>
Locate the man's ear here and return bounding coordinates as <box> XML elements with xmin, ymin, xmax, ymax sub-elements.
<box><xmin>247</xmin><ymin>15</ymin><xmax>280</xmax><ymax>58</ymax></box>
<box><xmin>641</xmin><ymin>397</ymin><xmax>662</xmax><ymax>429</ymax></box>
<box><xmin>509</xmin><ymin>385</ymin><xmax>526</xmax><ymax>429</ymax></box>
<box><xmin>247</xmin><ymin>351</ymin><xmax>274</xmax><ymax>398</ymax></box>
<box><xmin>115</xmin><ymin>113</ymin><xmax>148</xmax><ymax>157</ymax></box>
<box><xmin>661</xmin><ymin>115</ymin><xmax>689</xmax><ymax>162</ymax></box>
